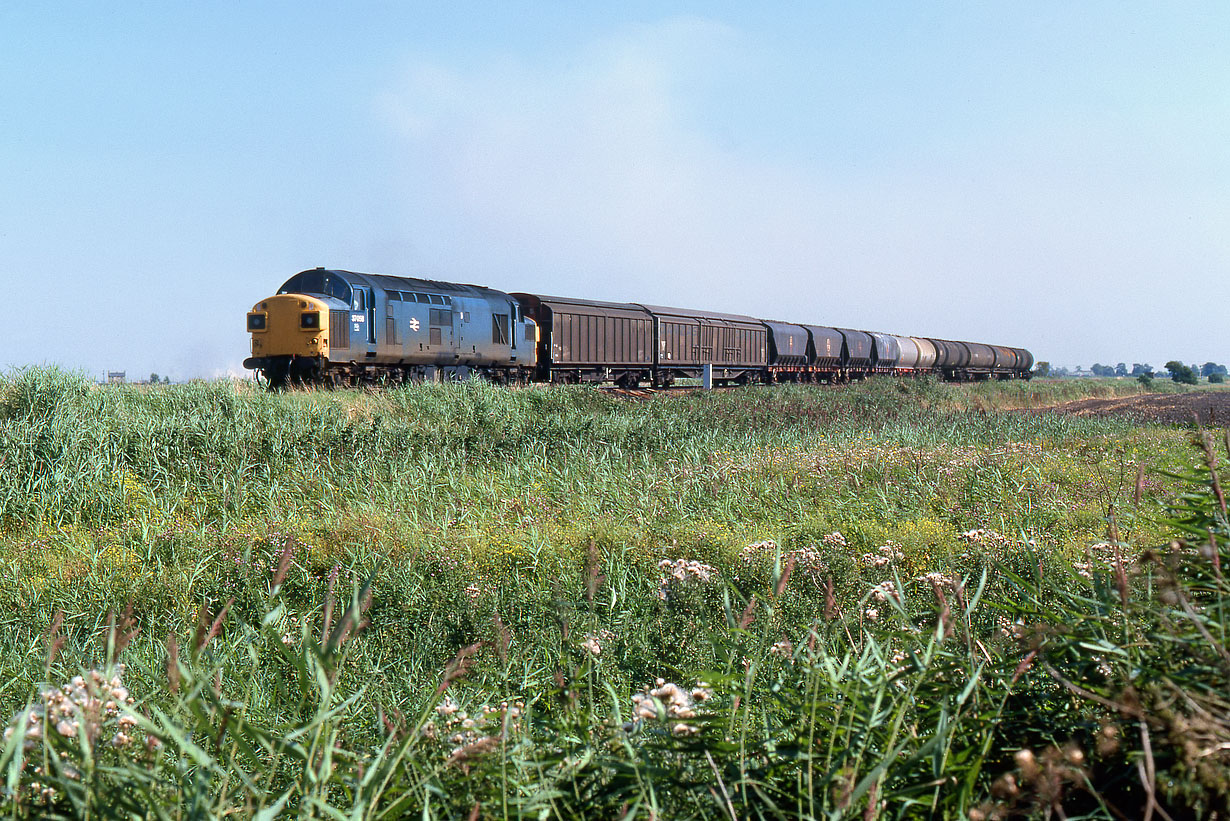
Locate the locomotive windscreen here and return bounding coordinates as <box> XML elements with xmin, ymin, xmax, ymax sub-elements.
<box><xmin>279</xmin><ymin>270</ymin><xmax>353</xmax><ymax>304</ymax></box>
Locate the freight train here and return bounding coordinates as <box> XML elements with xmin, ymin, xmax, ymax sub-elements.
<box><xmin>244</xmin><ymin>268</ymin><xmax>1033</xmax><ymax>389</ymax></box>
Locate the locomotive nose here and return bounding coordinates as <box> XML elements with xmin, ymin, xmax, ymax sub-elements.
<box><xmin>246</xmin><ymin>295</ymin><xmax>330</xmax><ymax>358</ymax></box>
<box><xmin>244</xmin><ymin>294</ymin><xmax>332</xmax><ymax>387</ymax></box>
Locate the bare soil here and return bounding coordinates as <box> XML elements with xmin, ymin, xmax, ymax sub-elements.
<box><xmin>1038</xmin><ymin>390</ymin><xmax>1230</xmax><ymax>426</ymax></box>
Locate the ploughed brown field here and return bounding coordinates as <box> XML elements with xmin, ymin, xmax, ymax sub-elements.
<box><xmin>1042</xmin><ymin>389</ymin><xmax>1230</xmax><ymax>425</ymax></box>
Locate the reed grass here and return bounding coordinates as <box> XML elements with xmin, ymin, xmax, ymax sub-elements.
<box><xmin>0</xmin><ymin>368</ymin><xmax>1224</xmax><ymax>817</ymax></box>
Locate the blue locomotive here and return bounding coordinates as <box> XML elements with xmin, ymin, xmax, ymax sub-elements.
<box><xmin>244</xmin><ymin>268</ymin><xmax>537</xmax><ymax>388</ymax></box>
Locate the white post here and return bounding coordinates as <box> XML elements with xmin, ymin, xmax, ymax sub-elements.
<box><xmin>702</xmin><ymin>363</ymin><xmax>713</xmax><ymax>390</ymax></box>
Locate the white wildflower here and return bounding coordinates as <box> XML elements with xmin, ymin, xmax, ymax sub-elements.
<box><xmin>871</xmin><ymin>580</ymin><xmax>901</xmax><ymax>604</ymax></box>
<box><xmin>631</xmin><ymin>677</ymin><xmax>713</xmax><ymax>736</ymax></box>
<box><xmin>658</xmin><ymin>558</ymin><xmax>718</xmax><ymax>597</ymax></box>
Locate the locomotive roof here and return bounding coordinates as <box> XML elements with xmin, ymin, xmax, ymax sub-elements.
<box><xmin>283</xmin><ymin>268</ymin><xmax>509</xmax><ymax>299</ymax></box>
<box><xmin>332</xmin><ymin>269</ymin><xmax>506</xmax><ymax>298</ymax></box>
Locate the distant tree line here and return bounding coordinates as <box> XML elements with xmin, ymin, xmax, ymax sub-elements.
<box><xmin>1032</xmin><ymin>361</ymin><xmax>1226</xmax><ymax>385</ymax></box>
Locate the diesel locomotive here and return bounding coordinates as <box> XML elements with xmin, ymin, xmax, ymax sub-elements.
<box><xmin>244</xmin><ymin>268</ymin><xmax>538</xmax><ymax>388</ymax></box>
<box><xmin>244</xmin><ymin>268</ymin><xmax>1033</xmax><ymax>388</ymax></box>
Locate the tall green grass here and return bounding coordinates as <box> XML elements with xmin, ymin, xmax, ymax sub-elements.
<box><xmin>0</xmin><ymin>368</ymin><xmax>1224</xmax><ymax>816</ymax></box>
<box><xmin>0</xmin><ymin>369</ymin><xmax>1165</xmax><ymax>527</ymax></box>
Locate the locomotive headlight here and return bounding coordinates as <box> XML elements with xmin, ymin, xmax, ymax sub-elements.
<box><xmin>301</xmin><ymin>311</ymin><xmax>321</xmax><ymax>329</ymax></box>
<box><xmin>247</xmin><ymin>312</ymin><xmax>267</xmax><ymax>331</ymax></box>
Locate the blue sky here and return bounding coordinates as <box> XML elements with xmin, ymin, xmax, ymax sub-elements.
<box><xmin>3</xmin><ymin>2</ymin><xmax>1227</xmax><ymax>378</ymax></box>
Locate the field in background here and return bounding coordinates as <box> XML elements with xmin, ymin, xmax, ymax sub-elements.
<box><xmin>0</xmin><ymin>369</ymin><xmax>1226</xmax><ymax>817</ymax></box>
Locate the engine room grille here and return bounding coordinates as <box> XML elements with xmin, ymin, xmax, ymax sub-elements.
<box><xmin>330</xmin><ymin>310</ymin><xmax>350</xmax><ymax>349</ymax></box>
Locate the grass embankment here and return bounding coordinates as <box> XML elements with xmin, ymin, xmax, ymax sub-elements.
<box><xmin>935</xmin><ymin>375</ymin><xmax>1212</xmax><ymax>412</ymax></box>
<box><xmin>0</xmin><ymin>368</ymin><xmax>1225</xmax><ymax>817</ymax></box>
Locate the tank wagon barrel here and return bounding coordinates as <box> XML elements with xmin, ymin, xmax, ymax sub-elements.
<box><xmin>246</xmin><ymin>269</ymin><xmax>1033</xmax><ymax>388</ymax></box>
<box><xmin>894</xmin><ymin>336</ymin><xmax>921</xmax><ymax>371</ymax></box>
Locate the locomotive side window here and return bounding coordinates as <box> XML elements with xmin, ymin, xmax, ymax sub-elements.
<box><xmin>492</xmin><ymin>314</ymin><xmax>509</xmax><ymax>345</ymax></box>
<box><xmin>354</xmin><ymin>290</ymin><xmax>366</xmax><ymax>311</ymax></box>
